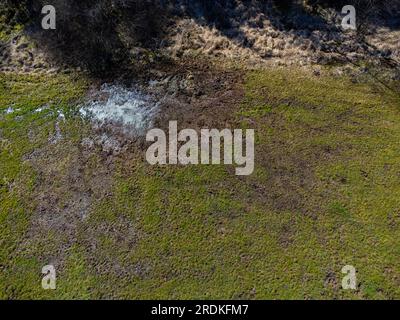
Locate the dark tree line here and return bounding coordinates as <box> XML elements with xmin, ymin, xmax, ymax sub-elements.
<box><xmin>1</xmin><ymin>0</ymin><xmax>398</xmax><ymax>75</ymax></box>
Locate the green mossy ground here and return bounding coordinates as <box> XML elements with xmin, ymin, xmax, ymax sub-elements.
<box><xmin>0</xmin><ymin>67</ymin><xmax>399</xmax><ymax>299</ymax></box>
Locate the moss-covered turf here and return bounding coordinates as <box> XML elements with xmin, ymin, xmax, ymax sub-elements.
<box><xmin>0</xmin><ymin>67</ymin><xmax>399</xmax><ymax>299</ymax></box>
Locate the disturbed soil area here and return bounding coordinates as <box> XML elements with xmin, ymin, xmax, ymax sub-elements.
<box><xmin>10</xmin><ymin>57</ymin><xmax>246</xmax><ymax>277</ymax></box>
<box><xmin>148</xmin><ymin>58</ymin><xmax>245</xmax><ymax>130</ymax></box>
<box><xmin>1</xmin><ymin>1</ymin><xmax>400</xmax><ymax>300</ymax></box>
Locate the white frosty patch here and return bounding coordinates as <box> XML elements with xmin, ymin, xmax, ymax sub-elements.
<box><xmin>57</xmin><ymin>110</ymin><xmax>65</xmax><ymax>120</ymax></box>
<box><xmin>5</xmin><ymin>107</ymin><xmax>14</xmax><ymax>114</ymax></box>
<box><xmin>79</xmin><ymin>84</ymin><xmax>159</xmax><ymax>135</ymax></box>
<box><xmin>34</xmin><ymin>104</ymin><xmax>50</xmax><ymax>113</ymax></box>
<box><xmin>49</xmin><ymin>110</ymin><xmax>65</xmax><ymax>144</ymax></box>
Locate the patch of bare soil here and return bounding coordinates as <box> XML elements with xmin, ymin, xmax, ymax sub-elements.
<box><xmin>19</xmin><ymin>127</ymin><xmax>117</xmax><ymax>267</ymax></box>
<box><xmin>144</xmin><ymin>58</ymin><xmax>245</xmax><ymax>131</ymax></box>
<box><xmin>236</xmin><ymin>100</ymin><xmax>350</xmax><ymax>218</ymax></box>
<box><xmin>15</xmin><ymin>58</ymin><xmax>245</xmax><ymax>275</ymax></box>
